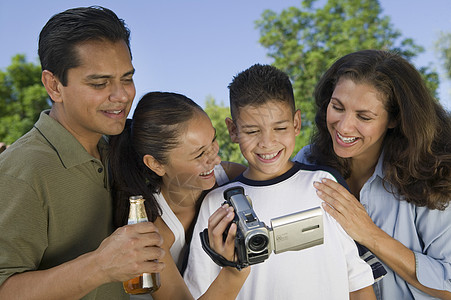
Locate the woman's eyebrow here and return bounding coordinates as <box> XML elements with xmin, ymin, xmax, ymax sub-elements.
<box><xmin>190</xmin><ymin>128</ymin><xmax>216</xmax><ymax>155</ymax></box>
<box><xmin>331</xmin><ymin>97</ymin><xmax>378</xmax><ymax>116</ymax></box>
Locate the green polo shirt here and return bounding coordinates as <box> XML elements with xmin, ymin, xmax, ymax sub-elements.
<box><xmin>0</xmin><ymin>111</ymin><xmax>128</xmax><ymax>299</ymax></box>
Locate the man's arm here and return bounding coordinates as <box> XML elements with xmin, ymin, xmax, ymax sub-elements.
<box><xmin>0</xmin><ymin>222</ymin><xmax>165</xmax><ymax>300</ymax></box>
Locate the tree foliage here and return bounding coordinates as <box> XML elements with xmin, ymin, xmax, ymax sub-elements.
<box><xmin>204</xmin><ymin>97</ymin><xmax>247</xmax><ymax>165</ymax></box>
<box><xmin>0</xmin><ymin>54</ymin><xmax>50</xmax><ymax>144</ymax></box>
<box><xmin>255</xmin><ymin>0</ymin><xmax>438</xmax><ymax>149</ymax></box>
<box><xmin>435</xmin><ymin>32</ymin><xmax>451</xmax><ymax>80</ymax></box>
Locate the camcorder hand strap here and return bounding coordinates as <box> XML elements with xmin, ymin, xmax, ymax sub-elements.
<box><xmin>356</xmin><ymin>242</ymin><xmax>387</xmax><ymax>281</ymax></box>
<box><xmin>199</xmin><ymin>228</ymin><xmax>246</xmax><ymax>271</ymax></box>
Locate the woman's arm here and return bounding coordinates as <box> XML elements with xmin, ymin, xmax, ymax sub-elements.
<box><xmin>350</xmin><ymin>286</ymin><xmax>376</xmax><ymax>300</ymax></box>
<box><xmin>314</xmin><ymin>179</ymin><xmax>451</xmax><ymax>299</ymax></box>
<box><xmin>151</xmin><ymin>217</ymin><xmax>192</xmax><ymax>300</ymax></box>
<box><xmin>221</xmin><ymin>161</ymin><xmax>246</xmax><ymax>181</ymax></box>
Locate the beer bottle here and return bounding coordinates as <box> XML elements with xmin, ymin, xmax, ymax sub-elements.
<box><xmin>123</xmin><ymin>195</ymin><xmax>161</xmax><ymax>294</ymax></box>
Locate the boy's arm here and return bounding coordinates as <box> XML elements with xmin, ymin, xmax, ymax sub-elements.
<box><xmin>318</xmin><ymin>175</ymin><xmax>375</xmax><ymax>293</ymax></box>
<box><xmin>349</xmin><ymin>286</ymin><xmax>376</xmax><ymax>300</ymax></box>
<box><xmin>198</xmin><ymin>204</ymin><xmax>250</xmax><ymax>299</ymax></box>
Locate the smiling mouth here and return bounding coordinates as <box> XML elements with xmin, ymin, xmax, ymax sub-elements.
<box><xmin>337</xmin><ymin>132</ymin><xmax>358</xmax><ymax>144</ymax></box>
<box><xmin>200</xmin><ymin>168</ymin><xmax>214</xmax><ymax>176</ymax></box>
<box><xmin>258</xmin><ymin>151</ymin><xmax>280</xmax><ymax>160</ymax></box>
<box><xmin>105</xmin><ymin>109</ymin><xmax>123</xmax><ymax>115</ymax></box>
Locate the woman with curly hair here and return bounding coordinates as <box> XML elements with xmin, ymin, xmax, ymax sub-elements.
<box><xmin>295</xmin><ymin>50</ymin><xmax>451</xmax><ymax>299</ymax></box>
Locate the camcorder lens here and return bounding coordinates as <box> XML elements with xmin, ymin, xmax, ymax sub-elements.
<box><xmin>248</xmin><ymin>234</ymin><xmax>269</xmax><ymax>252</ymax></box>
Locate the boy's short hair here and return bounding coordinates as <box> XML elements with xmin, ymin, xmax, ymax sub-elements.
<box><xmin>228</xmin><ymin>64</ymin><xmax>295</xmax><ymax>119</ymax></box>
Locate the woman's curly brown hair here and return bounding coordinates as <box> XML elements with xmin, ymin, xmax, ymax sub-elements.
<box><xmin>308</xmin><ymin>50</ymin><xmax>451</xmax><ymax>210</ymax></box>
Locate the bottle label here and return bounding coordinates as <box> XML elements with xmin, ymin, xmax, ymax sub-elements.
<box><xmin>127</xmin><ymin>218</ymin><xmax>148</xmax><ymax>225</ymax></box>
<box><xmin>142</xmin><ymin>273</ymin><xmax>154</xmax><ymax>288</ymax></box>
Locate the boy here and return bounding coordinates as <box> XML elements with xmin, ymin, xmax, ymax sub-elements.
<box><xmin>184</xmin><ymin>64</ymin><xmax>375</xmax><ymax>299</ymax></box>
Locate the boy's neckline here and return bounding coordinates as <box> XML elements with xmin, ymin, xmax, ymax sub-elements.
<box><xmin>235</xmin><ymin>162</ymin><xmax>302</xmax><ymax>186</ymax></box>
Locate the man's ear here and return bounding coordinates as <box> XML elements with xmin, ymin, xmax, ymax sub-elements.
<box><xmin>225</xmin><ymin>117</ymin><xmax>239</xmax><ymax>143</ymax></box>
<box><xmin>293</xmin><ymin>109</ymin><xmax>302</xmax><ymax>136</ymax></box>
<box><xmin>143</xmin><ymin>154</ymin><xmax>166</xmax><ymax>177</ymax></box>
<box><xmin>41</xmin><ymin>70</ymin><xmax>63</xmax><ymax>103</ymax></box>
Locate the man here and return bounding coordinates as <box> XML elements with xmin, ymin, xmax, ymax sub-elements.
<box><xmin>0</xmin><ymin>6</ymin><xmax>164</xmax><ymax>299</ymax></box>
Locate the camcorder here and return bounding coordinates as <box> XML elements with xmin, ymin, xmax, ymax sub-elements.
<box><xmin>200</xmin><ymin>186</ymin><xmax>324</xmax><ymax>269</ymax></box>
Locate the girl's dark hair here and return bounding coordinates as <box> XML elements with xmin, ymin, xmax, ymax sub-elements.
<box><xmin>309</xmin><ymin>49</ymin><xmax>451</xmax><ymax>210</ymax></box>
<box><xmin>109</xmin><ymin>92</ymin><xmax>204</xmax><ymax>225</ymax></box>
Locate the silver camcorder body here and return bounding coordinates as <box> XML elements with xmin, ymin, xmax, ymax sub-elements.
<box><xmin>223</xmin><ymin>186</ymin><xmax>324</xmax><ymax>267</ymax></box>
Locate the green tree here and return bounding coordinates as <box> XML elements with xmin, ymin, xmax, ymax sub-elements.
<box><xmin>204</xmin><ymin>96</ymin><xmax>247</xmax><ymax>165</ymax></box>
<box><xmin>0</xmin><ymin>54</ymin><xmax>50</xmax><ymax>145</ymax></box>
<box><xmin>435</xmin><ymin>32</ymin><xmax>451</xmax><ymax>80</ymax></box>
<box><xmin>256</xmin><ymin>0</ymin><xmax>437</xmax><ymax>150</ymax></box>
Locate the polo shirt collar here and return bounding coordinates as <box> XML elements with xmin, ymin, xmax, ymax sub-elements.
<box><xmin>34</xmin><ymin>110</ymin><xmax>107</xmax><ymax>169</ymax></box>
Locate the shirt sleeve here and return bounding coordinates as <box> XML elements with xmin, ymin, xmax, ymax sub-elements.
<box><xmin>414</xmin><ymin>205</ymin><xmax>451</xmax><ymax>291</ymax></box>
<box><xmin>329</xmin><ymin>213</ymin><xmax>375</xmax><ymax>291</ymax></box>
<box><xmin>0</xmin><ymin>174</ymin><xmax>48</xmax><ymax>285</ymax></box>
<box><xmin>293</xmin><ymin>145</ymin><xmax>312</xmax><ymax>164</ymax></box>
<box><xmin>183</xmin><ymin>190</ymin><xmax>223</xmax><ymax>298</ymax></box>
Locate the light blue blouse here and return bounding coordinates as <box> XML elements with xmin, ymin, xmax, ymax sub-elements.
<box><xmin>294</xmin><ymin>145</ymin><xmax>451</xmax><ymax>299</ymax></box>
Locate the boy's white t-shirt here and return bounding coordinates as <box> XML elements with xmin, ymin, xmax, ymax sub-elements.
<box><xmin>184</xmin><ymin>162</ymin><xmax>374</xmax><ymax>300</ymax></box>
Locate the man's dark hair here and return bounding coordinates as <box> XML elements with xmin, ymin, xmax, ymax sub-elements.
<box><xmin>38</xmin><ymin>6</ymin><xmax>131</xmax><ymax>86</ymax></box>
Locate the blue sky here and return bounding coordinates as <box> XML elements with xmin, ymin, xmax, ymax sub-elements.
<box><xmin>1</xmin><ymin>0</ymin><xmax>450</xmax><ymax>114</ymax></box>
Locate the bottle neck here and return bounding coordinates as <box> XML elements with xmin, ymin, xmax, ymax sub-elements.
<box><xmin>128</xmin><ymin>199</ymin><xmax>148</xmax><ymax>224</ymax></box>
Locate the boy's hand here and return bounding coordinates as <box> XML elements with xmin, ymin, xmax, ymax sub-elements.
<box><xmin>208</xmin><ymin>204</ymin><xmax>237</xmax><ymax>261</ymax></box>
